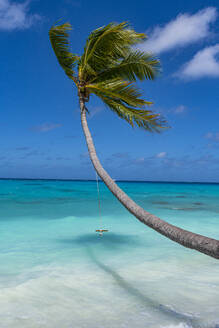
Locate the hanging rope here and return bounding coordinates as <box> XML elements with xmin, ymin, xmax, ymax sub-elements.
<box><xmin>96</xmin><ymin>172</ymin><xmax>102</xmax><ymax>229</ymax></box>
<box><xmin>95</xmin><ymin>172</ymin><xmax>108</xmax><ymax>236</ymax></box>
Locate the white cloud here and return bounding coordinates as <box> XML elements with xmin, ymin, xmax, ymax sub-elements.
<box><xmin>177</xmin><ymin>44</ymin><xmax>219</xmax><ymax>79</ymax></box>
<box><xmin>135</xmin><ymin>157</ymin><xmax>145</xmax><ymax>163</ymax></box>
<box><xmin>156</xmin><ymin>152</ymin><xmax>167</xmax><ymax>158</ymax></box>
<box><xmin>88</xmin><ymin>107</ymin><xmax>103</xmax><ymax>119</ymax></box>
<box><xmin>174</xmin><ymin>105</ymin><xmax>187</xmax><ymax>114</ymax></box>
<box><xmin>0</xmin><ymin>0</ymin><xmax>40</xmax><ymax>31</ymax></box>
<box><xmin>205</xmin><ymin>132</ymin><xmax>219</xmax><ymax>141</ymax></box>
<box><xmin>31</xmin><ymin>123</ymin><xmax>62</xmax><ymax>132</ymax></box>
<box><xmin>140</xmin><ymin>7</ymin><xmax>217</xmax><ymax>54</ymax></box>
<box><xmin>205</xmin><ymin>132</ymin><xmax>213</xmax><ymax>139</ymax></box>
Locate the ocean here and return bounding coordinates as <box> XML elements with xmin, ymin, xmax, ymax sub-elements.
<box><xmin>0</xmin><ymin>179</ymin><xmax>219</xmax><ymax>328</ymax></box>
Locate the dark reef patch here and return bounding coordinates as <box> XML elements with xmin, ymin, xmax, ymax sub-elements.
<box><xmin>15</xmin><ymin>197</ymin><xmax>75</xmax><ymax>205</ymax></box>
<box><xmin>56</xmin><ymin>189</ymin><xmax>77</xmax><ymax>193</ymax></box>
<box><xmin>152</xmin><ymin>201</ymin><xmax>169</xmax><ymax>205</ymax></box>
<box><xmin>15</xmin><ymin>200</ymin><xmax>43</xmax><ymax>205</ymax></box>
<box><xmin>24</xmin><ymin>183</ymin><xmax>42</xmax><ymax>186</ymax></box>
<box><xmin>173</xmin><ymin>207</ymin><xmax>199</xmax><ymax>211</ymax></box>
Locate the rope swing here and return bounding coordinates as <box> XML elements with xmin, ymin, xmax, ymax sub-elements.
<box><xmin>95</xmin><ymin>172</ymin><xmax>108</xmax><ymax>236</ymax></box>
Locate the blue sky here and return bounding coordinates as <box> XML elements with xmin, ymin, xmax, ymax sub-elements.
<box><xmin>1</xmin><ymin>0</ymin><xmax>219</xmax><ymax>182</ymax></box>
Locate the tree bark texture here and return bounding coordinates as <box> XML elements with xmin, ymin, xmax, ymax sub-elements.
<box><xmin>80</xmin><ymin>96</ymin><xmax>219</xmax><ymax>260</ymax></box>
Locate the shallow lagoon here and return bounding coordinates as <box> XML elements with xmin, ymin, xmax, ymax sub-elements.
<box><xmin>0</xmin><ymin>179</ymin><xmax>219</xmax><ymax>328</ymax></box>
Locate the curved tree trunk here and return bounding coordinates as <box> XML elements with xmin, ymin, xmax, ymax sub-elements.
<box><xmin>79</xmin><ymin>96</ymin><xmax>219</xmax><ymax>260</ymax></box>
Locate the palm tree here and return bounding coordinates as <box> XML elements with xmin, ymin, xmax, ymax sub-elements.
<box><xmin>49</xmin><ymin>22</ymin><xmax>219</xmax><ymax>260</ymax></box>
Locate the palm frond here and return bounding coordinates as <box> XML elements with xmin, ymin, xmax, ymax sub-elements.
<box><xmin>99</xmin><ymin>95</ymin><xmax>167</xmax><ymax>132</ymax></box>
<box><xmin>49</xmin><ymin>21</ymin><xmax>168</xmax><ymax>133</ymax></box>
<box><xmin>90</xmin><ymin>51</ymin><xmax>160</xmax><ymax>83</ymax></box>
<box><xmin>79</xmin><ymin>22</ymin><xmax>146</xmax><ymax>81</ymax></box>
<box><xmin>49</xmin><ymin>22</ymin><xmax>79</xmax><ymax>83</ymax></box>
<box><xmin>87</xmin><ymin>79</ymin><xmax>150</xmax><ymax>108</ymax></box>
<box><xmin>87</xmin><ymin>78</ymin><xmax>167</xmax><ymax>131</ymax></box>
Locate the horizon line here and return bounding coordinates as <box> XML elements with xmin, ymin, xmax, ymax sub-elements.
<box><xmin>0</xmin><ymin>177</ymin><xmax>219</xmax><ymax>184</ymax></box>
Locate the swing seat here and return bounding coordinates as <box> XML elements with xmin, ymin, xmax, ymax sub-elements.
<box><xmin>96</xmin><ymin>229</ymin><xmax>109</xmax><ymax>235</ymax></box>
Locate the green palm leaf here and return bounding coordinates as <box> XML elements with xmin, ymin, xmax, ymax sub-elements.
<box><xmin>49</xmin><ymin>22</ymin><xmax>79</xmax><ymax>83</ymax></box>
<box><xmin>79</xmin><ymin>22</ymin><xmax>146</xmax><ymax>80</ymax></box>
<box><xmin>87</xmin><ymin>78</ymin><xmax>167</xmax><ymax>131</ymax></box>
<box><xmin>49</xmin><ymin>21</ymin><xmax>168</xmax><ymax>132</ymax></box>
<box><xmin>87</xmin><ymin>79</ymin><xmax>149</xmax><ymax>108</ymax></box>
<box><xmin>90</xmin><ymin>51</ymin><xmax>160</xmax><ymax>83</ymax></box>
<box><xmin>98</xmin><ymin>94</ymin><xmax>166</xmax><ymax>132</ymax></box>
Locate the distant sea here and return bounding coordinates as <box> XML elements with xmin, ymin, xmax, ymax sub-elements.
<box><xmin>0</xmin><ymin>179</ymin><xmax>219</xmax><ymax>328</ymax></box>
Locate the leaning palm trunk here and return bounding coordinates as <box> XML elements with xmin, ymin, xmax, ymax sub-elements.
<box><xmin>80</xmin><ymin>97</ymin><xmax>219</xmax><ymax>260</ymax></box>
<box><xmin>49</xmin><ymin>22</ymin><xmax>219</xmax><ymax>260</ymax></box>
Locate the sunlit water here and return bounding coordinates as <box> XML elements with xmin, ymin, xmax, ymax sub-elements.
<box><xmin>0</xmin><ymin>179</ymin><xmax>219</xmax><ymax>328</ymax></box>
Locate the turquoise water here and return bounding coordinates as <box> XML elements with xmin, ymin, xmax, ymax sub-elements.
<box><xmin>0</xmin><ymin>179</ymin><xmax>219</xmax><ymax>328</ymax></box>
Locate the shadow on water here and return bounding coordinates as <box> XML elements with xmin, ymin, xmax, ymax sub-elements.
<box><xmin>85</xmin><ymin>247</ymin><xmax>199</xmax><ymax>327</ymax></box>
<box><xmin>58</xmin><ymin>232</ymin><xmax>143</xmax><ymax>249</ymax></box>
<box><xmin>59</xmin><ymin>232</ymin><xmax>200</xmax><ymax>327</ymax></box>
